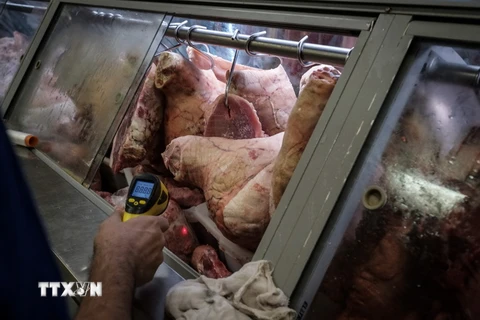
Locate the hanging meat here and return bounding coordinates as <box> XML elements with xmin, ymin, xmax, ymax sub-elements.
<box><xmin>110</xmin><ymin>62</ymin><xmax>165</xmax><ymax>173</ymax></box>
<box><xmin>162</xmin><ymin>133</ymin><xmax>284</xmax><ymax>250</ymax></box>
<box><xmin>271</xmin><ymin>65</ymin><xmax>341</xmax><ymax>211</ymax></box>
<box><xmin>188</xmin><ymin>46</ymin><xmax>297</xmax><ymax>136</ymax></box>
<box><xmin>227</xmin><ymin>64</ymin><xmax>297</xmax><ymax>135</ymax></box>
<box><xmin>187</xmin><ymin>46</ymin><xmax>256</xmax><ymax>82</ymax></box>
<box><xmin>155</xmin><ymin>52</ymin><xmax>225</xmax><ymax>145</ymax></box>
<box><xmin>204</xmin><ymin>93</ymin><xmax>264</xmax><ymax>139</ymax></box>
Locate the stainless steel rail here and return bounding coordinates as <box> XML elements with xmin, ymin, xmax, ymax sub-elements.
<box><xmin>426</xmin><ymin>56</ymin><xmax>480</xmax><ymax>87</ymax></box>
<box><xmin>5</xmin><ymin>1</ymin><xmax>48</xmax><ymax>12</ymax></box>
<box><xmin>165</xmin><ymin>24</ymin><xmax>352</xmax><ymax>65</ymax></box>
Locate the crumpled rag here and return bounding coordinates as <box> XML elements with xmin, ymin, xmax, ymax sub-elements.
<box><xmin>166</xmin><ymin>260</ymin><xmax>296</xmax><ymax>320</ymax></box>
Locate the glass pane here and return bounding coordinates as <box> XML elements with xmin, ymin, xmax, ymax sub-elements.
<box><xmin>7</xmin><ymin>4</ymin><xmax>164</xmax><ymax>181</ymax></box>
<box><xmin>0</xmin><ymin>0</ymin><xmax>49</xmax><ymax>104</ymax></box>
<box><xmin>308</xmin><ymin>42</ymin><xmax>480</xmax><ymax>319</ymax></box>
<box><xmin>97</xmin><ymin>16</ymin><xmax>357</xmax><ymax>277</ymax></box>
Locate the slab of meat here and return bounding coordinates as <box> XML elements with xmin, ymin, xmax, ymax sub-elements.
<box><xmin>228</xmin><ymin>64</ymin><xmax>296</xmax><ymax>135</ymax></box>
<box><xmin>0</xmin><ymin>32</ymin><xmax>29</xmax><ymax>102</ymax></box>
<box><xmin>162</xmin><ymin>133</ymin><xmax>284</xmax><ymax>250</ymax></box>
<box><xmin>271</xmin><ymin>65</ymin><xmax>340</xmax><ymax>211</ymax></box>
<box><xmin>222</xmin><ymin>162</ymin><xmax>275</xmax><ymax>247</ymax></box>
<box><xmin>187</xmin><ymin>46</ymin><xmax>255</xmax><ymax>82</ymax></box>
<box><xmin>110</xmin><ymin>63</ymin><xmax>164</xmax><ymax>173</ymax></box>
<box><xmin>155</xmin><ymin>52</ymin><xmax>224</xmax><ymax>144</ymax></box>
<box><xmin>204</xmin><ymin>93</ymin><xmax>264</xmax><ymax>139</ymax></box>
<box><xmin>191</xmin><ymin>245</ymin><xmax>231</xmax><ymax>279</ymax></box>
<box><xmin>162</xmin><ymin>200</ymin><xmax>199</xmax><ymax>263</ymax></box>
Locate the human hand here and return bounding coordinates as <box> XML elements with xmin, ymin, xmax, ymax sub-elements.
<box><xmin>94</xmin><ymin>209</ymin><xmax>169</xmax><ymax>286</ymax></box>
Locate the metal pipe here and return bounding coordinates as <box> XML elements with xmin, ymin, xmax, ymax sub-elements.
<box><xmin>5</xmin><ymin>1</ymin><xmax>48</xmax><ymax>12</ymax></box>
<box><xmin>165</xmin><ymin>25</ymin><xmax>351</xmax><ymax>65</ymax></box>
<box><xmin>426</xmin><ymin>56</ymin><xmax>480</xmax><ymax>87</ymax></box>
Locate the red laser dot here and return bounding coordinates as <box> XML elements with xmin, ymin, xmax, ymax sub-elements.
<box><xmin>181</xmin><ymin>226</ymin><xmax>188</xmax><ymax>236</ymax></box>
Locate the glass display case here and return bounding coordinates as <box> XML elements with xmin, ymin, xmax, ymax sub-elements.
<box><xmin>6</xmin><ymin>5</ymin><xmax>167</xmax><ymax>182</ymax></box>
<box><xmin>4</xmin><ymin>0</ymin><xmax>480</xmax><ymax>318</ymax></box>
<box><xmin>301</xmin><ymin>41</ymin><xmax>480</xmax><ymax>319</ymax></box>
<box><xmin>0</xmin><ymin>0</ymin><xmax>49</xmax><ymax>104</ymax></box>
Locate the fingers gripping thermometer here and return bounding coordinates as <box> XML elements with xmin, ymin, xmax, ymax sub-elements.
<box><xmin>123</xmin><ymin>173</ymin><xmax>169</xmax><ymax>222</ymax></box>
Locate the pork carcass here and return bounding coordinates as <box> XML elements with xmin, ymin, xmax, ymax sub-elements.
<box><xmin>271</xmin><ymin>65</ymin><xmax>340</xmax><ymax>211</ymax></box>
<box><xmin>162</xmin><ymin>200</ymin><xmax>199</xmax><ymax>263</ymax></box>
<box><xmin>228</xmin><ymin>64</ymin><xmax>296</xmax><ymax>135</ymax></box>
<box><xmin>204</xmin><ymin>93</ymin><xmax>264</xmax><ymax>139</ymax></box>
<box><xmin>187</xmin><ymin>46</ymin><xmax>255</xmax><ymax>83</ymax></box>
<box><xmin>155</xmin><ymin>52</ymin><xmax>224</xmax><ymax>144</ymax></box>
<box><xmin>191</xmin><ymin>245</ymin><xmax>232</xmax><ymax>279</ymax></box>
<box><xmin>110</xmin><ymin>63</ymin><xmax>165</xmax><ymax>173</ymax></box>
<box><xmin>162</xmin><ymin>133</ymin><xmax>284</xmax><ymax>250</ymax></box>
<box><xmin>0</xmin><ymin>32</ymin><xmax>29</xmax><ymax>103</ymax></box>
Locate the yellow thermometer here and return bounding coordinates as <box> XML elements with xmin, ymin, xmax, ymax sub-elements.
<box><xmin>123</xmin><ymin>173</ymin><xmax>169</xmax><ymax>222</ymax></box>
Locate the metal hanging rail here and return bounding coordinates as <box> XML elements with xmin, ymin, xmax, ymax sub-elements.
<box><xmin>164</xmin><ymin>23</ymin><xmax>352</xmax><ymax>66</ymax></box>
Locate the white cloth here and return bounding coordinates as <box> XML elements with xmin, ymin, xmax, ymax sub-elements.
<box><xmin>166</xmin><ymin>260</ymin><xmax>296</xmax><ymax>320</ymax></box>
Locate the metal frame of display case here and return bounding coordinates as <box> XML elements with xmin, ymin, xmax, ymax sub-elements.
<box><xmin>0</xmin><ymin>0</ymin><xmax>376</xmax><ymax>285</ymax></box>
<box><xmin>3</xmin><ymin>0</ymin><xmax>480</xmax><ymax>316</ymax></box>
<box><xmin>286</xmin><ymin>17</ymin><xmax>480</xmax><ymax>319</ymax></box>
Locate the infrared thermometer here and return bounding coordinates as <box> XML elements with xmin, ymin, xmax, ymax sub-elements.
<box><xmin>123</xmin><ymin>173</ymin><xmax>169</xmax><ymax>222</ymax></box>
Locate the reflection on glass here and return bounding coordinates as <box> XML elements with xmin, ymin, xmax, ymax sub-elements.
<box><xmin>0</xmin><ymin>0</ymin><xmax>49</xmax><ymax>104</ymax></box>
<box><xmin>308</xmin><ymin>42</ymin><xmax>480</xmax><ymax>319</ymax></box>
<box><xmin>7</xmin><ymin>5</ymin><xmax>163</xmax><ymax>181</ymax></box>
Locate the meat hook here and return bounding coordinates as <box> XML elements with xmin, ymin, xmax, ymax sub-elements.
<box><xmin>157</xmin><ymin>20</ymin><xmax>188</xmax><ymax>53</ymax></box>
<box><xmin>186</xmin><ymin>25</ymin><xmax>215</xmax><ymax>70</ymax></box>
<box><xmin>297</xmin><ymin>35</ymin><xmax>316</xmax><ymax>67</ymax></box>
<box><xmin>225</xmin><ymin>29</ymin><xmax>240</xmax><ymax>110</ymax></box>
<box><xmin>245</xmin><ymin>31</ymin><xmax>267</xmax><ymax>56</ymax></box>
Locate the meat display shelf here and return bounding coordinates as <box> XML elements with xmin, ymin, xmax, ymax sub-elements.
<box><xmin>2</xmin><ymin>1</ymin><xmax>480</xmax><ymax>319</ymax></box>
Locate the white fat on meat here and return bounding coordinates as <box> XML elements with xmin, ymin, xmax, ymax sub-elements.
<box><xmin>271</xmin><ymin>64</ymin><xmax>340</xmax><ymax>211</ymax></box>
<box><xmin>228</xmin><ymin>64</ymin><xmax>297</xmax><ymax>135</ymax></box>
<box><xmin>162</xmin><ymin>133</ymin><xmax>284</xmax><ymax>250</ymax></box>
<box><xmin>155</xmin><ymin>52</ymin><xmax>225</xmax><ymax>145</ymax></box>
<box><xmin>187</xmin><ymin>46</ymin><xmax>256</xmax><ymax>83</ymax></box>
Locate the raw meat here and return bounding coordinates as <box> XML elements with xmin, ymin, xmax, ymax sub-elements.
<box><xmin>162</xmin><ymin>133</ymin><xmax>284</xmax><ymax>250</ymax></box>
<box><xmin>222</xmin><ymin>162</ymin><xmax>275</xmax><ymax>247</ymax></box>
<box><xmin>155</xmin><ymin>52</ymin><xmax>224</xmax><ymax>144</ymax></box>
<box><xmin>271</xmin><ymin>65</ymin><xmax>340</xmax><ymax>211</ymax></box>
<box><xmin>110</xmin><ymin>63</ymin><xmax>165</xmax><ymax>173</ymax></box>
<box><xmin>107</xmin><ymin>186</ymin><xmax>129</xmax><ymax>210</ymax></box>
<box><xmin>162</xmin><ymin>200</ymin><xmax>199</xmax><ymax>263</ymax></box>
<box><xmin>162</xmin><ymin>177</ymin><xmax>205</xmax><ymax>209</ymax></box>
<box><xmin>228</xmin><ymin>64</ymin><xmax>296</xmax><ymax>135</ymax></box>
<box><xmin>0</xmin><ymin>32</ymin><xmax>29</xmax><ymax>102</ymax></box>
<box><xmin>191</xmin><ymin>245</ymin><xmax>231</xmax><ymax>279</ymax></box>
<box><xmin>204</xmin><ymin>93</ymin><xmax>264</xmax><ymax>139</ymax></box>
<box><xmin>91</xmin><ymin>170</ymin><xmax>102</xmax><ymax>191</ymax></box>
<box><xmin>187</xmin><ymin>46</ymin><xmax>255</xmax><ymax>82</ymax></box>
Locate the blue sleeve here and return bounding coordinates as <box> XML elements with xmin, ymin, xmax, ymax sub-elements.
<box><xmin>0</xmin><ymin>120</ymin><xmax>69</xmax><ymax>320</ymax></box>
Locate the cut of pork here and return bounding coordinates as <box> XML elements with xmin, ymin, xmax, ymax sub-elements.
<box><xmin>155</xmin><ymin>52</ymin><xmax>224</xmax><ymax>145</ymax></box>
<box><xmin>110</xmin><ymin>63</ymin><xmax>164</xmax><ymax>173</ymax></box>
<box><xmin>162</xmin><ymin>200</ymin><xmax>199</xmax><ymax>263</ymax></box>
<box><xmin>187</xmin><ymin>46</ymin><xmax>255</xmax><ymax>83</ymax></box>
<box><xmin>162</xmin><ymin>133</ymin><xmax>283</xmax><ymax>250</ymax></box>
<box><xmin>271</xmin><ymin>65</ymin><xmax>340</xmax><ymax>211</ymax></box>
<box><xmin>191</xmin><ymin>245</ymin><xmax>232</xmax><ymax>279</ymax></box>
<box><xmin>204</xmin><ymin>93</ymin><xmax>264</xmax><ymax>139</ymax></box>
<box><xmin>228</xmin><ymin>64</ymin><xmax>296</xmax><ymax>135</ymax></box>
